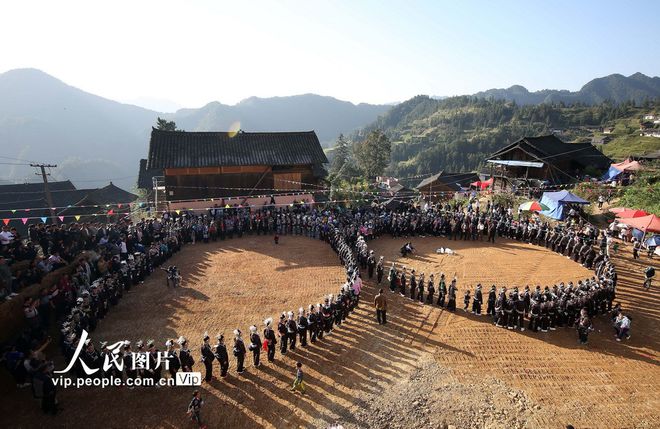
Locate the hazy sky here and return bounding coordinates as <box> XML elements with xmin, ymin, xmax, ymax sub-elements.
<box><xmin>2</xmin><ymin>0</ymin><xmax>659</xmax><ymax>110</ymax></box>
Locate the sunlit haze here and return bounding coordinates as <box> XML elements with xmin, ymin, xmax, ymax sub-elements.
<box><xmin>1</xmin><ymin>0</ymin><xmax>659</xmax><ymax>109</ymax></box>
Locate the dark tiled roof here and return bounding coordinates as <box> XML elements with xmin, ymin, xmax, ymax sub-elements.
<box><xmin>488</xmin><ymin>135</ymin><xmax>611</xmax><ymax>169</ymax></box>
<box><xmin>0</xmin><ymin>183</ymin><xmax>137</xmax><ymax>212</ymax></box>
<box><xmin>137</xmin><ymin>158</ymin><xmax>164</xmax><ymax>190</ymax></box>
<box><xmin>416</xmin><ymin>171</ymin><xmax>479</xmax><ymax>190</ymax></box>
<box><xmin>0</xmin><ymin>180</ymin><xmax>75</xmax><ymax>204</ymax></box>
<box><xmin>146</xmin><ymin>128</ymin><xmax>328</xmax><ymax>170</ymax></box>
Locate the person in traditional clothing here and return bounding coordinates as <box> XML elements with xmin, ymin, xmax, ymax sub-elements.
<box><xmin>233</xmin><ymin>329</ymin><xmax>246</xmax><ymax>374</ymax></box>
<box><xmin>263</xmin><ymin>318</ymin><xmax>277</xmax><ymax>362</ymax></box>
<box><xmin>248</xmin><ymin>325</ymin><xmax>261</xmax><ymax>368</ymax></box>
<box><xmin>200</xmin><ymin>333</ymin><xmax>215</xmax><ymax>382</ymax></box>
<box><xmin>213</xmin><ymin>335</ymin><xmax>229</xmax><ymax>378</ymax></box>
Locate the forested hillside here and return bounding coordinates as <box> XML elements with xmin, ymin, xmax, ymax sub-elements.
<box><xmin>351</xmin><ymin>96</ymin><xmax>660</xmax><ymax>178</ymax></box>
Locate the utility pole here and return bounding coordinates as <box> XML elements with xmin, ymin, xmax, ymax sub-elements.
<box><xmin>30</xmin><ymin>163</ymin><xmax>58</xmax><ymax>225</ymax></box>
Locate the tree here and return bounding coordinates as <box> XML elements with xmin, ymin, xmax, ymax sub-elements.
<box><xmin>156</xmin><ymin>117</ymin><xmax>177</xmax><ymax>131</ymax></box>
<box><xmin>354</xmin><ymin>130</ymin><xmax>391</xmax><ymax>179</ymax></box>
<box><xmin>331</xmin><ymin>134</ymin><xmax>350</xmax><ymax>175</ymax></box>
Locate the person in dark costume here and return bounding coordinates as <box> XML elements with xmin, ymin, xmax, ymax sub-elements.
<box><xmin>248</xmin><ymin>325</ymin><xmax>261</xmax><ymax>368</ymax></box>
<box><xmin>213</xmin><ymin>335</ymin><xmax>229</xmax><ymax>377</ymax></box>
<box><xmin>277</xmin><ymin>313</ymin><xmax>288</xmax><ymax>354</ymax></box>
<box><xmin>367</xmin><ymin>251</ymin><xmax>376</xmax><ymax>279</ymax></box>
<box><xmin>297</xmin><ymin>308</ymin><xmax>308</xmax><ymax>347</ymax></box>
<box><xmin>200</xmin><ymin>333</ymin><xmax>215</xmax><ymax>382</ymax></box>
<box><xmin>472</xmin><ymin>284</ymin><xmax>483</xmax><ymax>315</ymax></box>
<box><xmin>437</xmin><ymin>273</ymin><xmax>447</xmax><ymax>307</ymax></box>
<box><xmin>410</xmin><ymin>269</ymin><xmax>417</xmax><ymax>300</ymax></box>
<box><xmin>263</xmin><ymin>318</ymin><xmax>277</xmax><ymax>362</ymax></box>
<box><xmin>233</xmin><ymin>329</ymin><xmax>246</xmax><ymax>374</ymax></box>
<box><xmin>286</xmin><ymin>311</ymin><xmax>298</xmax><ymax>351</ymax></box>
<box><xmin>178</xmin><ymin>336</ymin><xmax>195</xmax><ymax>372</ymax></box>
<box><xmin>306</xmin><ymin>306</ymin><xmax>318</xmax><ymax>344</ymax></box>
<box><xmin>376</xmin><ymin>257</ymin><xmax>384</xmax><ymax>285</ymax></box>
<box><xmin>576</xmin><ymin>308</ymin><xmax>593</xmax><ymax>345</ymax></box>
<box><xmin>426</xmin><ymin>274</ymin><xmax>435</xmax><ymax>305</ymax></box>
<box><xmin>486</xmin><ymin>285</ymin><xmax>496</xmax><ymax>316</ymax></box>
<box><xmin>447</xmin><ymin>277</ymin><xmax>457</xmax><ymax>312</ymax></box>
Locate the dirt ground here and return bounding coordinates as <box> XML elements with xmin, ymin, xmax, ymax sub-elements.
<box><xmin>1</xmin><ymin>235</ymin><xmax>658</xmax><ymax>428</ymax></box>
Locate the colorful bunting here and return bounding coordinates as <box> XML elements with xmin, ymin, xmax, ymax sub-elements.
<box><xmin>175</xmin><ymin>210</ymin><xmax>180</xmax><ymax>215</ymax></box>
<box><xmin>75</xmin><ymin>215</ymin><xmax>81</xmax><ymax>221</ymax></box>
<box><xmin>107</xmin><ymin>209</ymin><xmax>114</xmax><ymax>215</ymax></box>
<box><xmin>118</xmin><ymin>204</ymin><xmax>122</xmax><ymax>208</ymax></box>
<box><xmin>2</xmin><ymin>219</ymin><xmax>9</xmax><ymax>226</ymax></box>
<box><xmin>21</xmin><ymin>218</ymin><xmax>28</xmax><ymax>224</ymax></box>
<box><xmin>11</xmin><ymin>210</ymin><xmax>16</xmax><ymax>214</ymax></box>
<box><xmin>40</xmin><ymin>217</ymin><xmax>47</xmax><ymax>223</ymax></box>
<box><xmin>58</xmin><ymin>216</ymin><xmax>64</xmax><ymax>222</ymax></box>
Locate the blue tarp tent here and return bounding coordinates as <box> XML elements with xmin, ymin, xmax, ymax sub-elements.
<box><xmin>601</xmin><ymin>166</ymin><xmax>623</xmax><ymax>181</ymax></box>
<box><xmin>540</xmin><ymin>190</ymin><xmax>590</xmax><ymax>220</ymax></box>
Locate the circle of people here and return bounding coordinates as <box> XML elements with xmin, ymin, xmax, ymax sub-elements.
<box><xmin>3</xmin><ymin>197</ymin><xmax>632</xmax><ymax>412</ymax></box>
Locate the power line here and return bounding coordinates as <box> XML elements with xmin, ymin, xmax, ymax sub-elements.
<box><xmin>0</xmin><ymin>155</ymin><xmax>38</xmax><ymax>163</ymax></box>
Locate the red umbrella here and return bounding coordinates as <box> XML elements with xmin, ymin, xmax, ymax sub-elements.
<box><xmin>615</xmin><ymin>209</ymin><xmax>649</xmax><ymax>218</ymax></box>
<box><xmin>618</xmin><ymin>214</ymin><xmax>660</xmax><ymax>233</ymax></box>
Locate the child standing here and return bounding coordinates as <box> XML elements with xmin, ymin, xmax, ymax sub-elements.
<box><xmin>463</xmin><ymin>289</ymin><xmax>471</xmax><ymax>311</ymax></box>
<box><xmin>187</xmin><ymin>390</ymin><xmax>206</xmax><ymax>428</ymax></box>
<box><xmin>291</xmin><ymin>361</ymin><xmax>305</xmax><ymax>394</ymax></box>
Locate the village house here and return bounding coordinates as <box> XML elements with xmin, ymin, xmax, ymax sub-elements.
<box><xmin>138</xmin><ymin>128</ymin><xmax>328</xmax><ymax>201</ymax></box>
<box><xmin>0</xmin><ymin>181</ymin><xmax>137</xmax><ymax>233</ymax></box>
<box><xmin>415</xmin><ymin>171</ymin><xmax>480</xmax><ymax>200</ymax></box>
<box><xmin>485</xmin><ymin>134</ymin><xmax>611</xmax><ymax>186</ymax></box>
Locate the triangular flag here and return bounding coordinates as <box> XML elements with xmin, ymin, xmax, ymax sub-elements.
<box><xmin>21</xmin><ymin>218</ymin><xmax>28</xmax><ymax>224</ymax></box>
<box><xmin>175</xmin><ymin>210</ymin><xmax>180</xmax><ymax>215</ymax></box>
<box><xmin>11</xmin><ymin>210</ymin><xmax>16</xmax><ymax>214</ymax></box>
<box><xmin>40</xmin><ymin>217</ymin><xmax>47</xmax><ymax>223</ymax></box>
<box><xmin>75</xmin><ymin>215</ymin><xmax>81</xmax><ymax>221</ymax></box>
<box><xmin>93</xmin><ymin>214</ymin><xmax>97</xmax><ymax>217</ymax></box>
<box><xmin>51</xmin><ymin>207</ymin><xmax>56</xmax><ymax>211</ymax></box>
<box><xmin>58</xmin><ymin>216</ymin><xmax>64</xmax><ymax>222</ymax></box>
<box><xmin>106</xmin><ymin>204</ymin><xmax>110</xmax><ymax>208</ymax></box>
<box><xmin>2</xmin><ymin>219</ymin><xmax>9</xmax><ymax>226</ymax></box>
<box><xmin>225</xmin><ymin>204</ymin><xmax>230</xmax><ymax>208</ymax></box>
<box><xmin>107</xmin><ymin>209</ymin><xmax>114</xmax><ymax>215</ymax></box>
<box><xmin>25</xmin><ymin>209</ymin><xmax>30</xmax><ymax>212</ymax></box>
<box><xmin>118</xmin><ymin>204</ymin><xmax>122</xmax><ymax>208</ymax></box>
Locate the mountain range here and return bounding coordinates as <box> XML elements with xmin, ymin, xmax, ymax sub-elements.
<box><xmin>0</xmin><ymin>68</ymin><xmax>388</xmax><ymax>190</ymax></box>
<box><xmin>0</xmin><ymin>68</ymin><xmax>658</xmax><ymax>191</ymax></box>
<box><xmin>472</xmin><ymin>73</ymin><xmax>660</xmax><ymax>105</ymax></box>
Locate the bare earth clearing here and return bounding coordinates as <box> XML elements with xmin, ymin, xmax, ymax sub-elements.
<box><xmin>1</xmin><ymin>235</ymin><xmax>658</xmax><ymax>428</ymax></box>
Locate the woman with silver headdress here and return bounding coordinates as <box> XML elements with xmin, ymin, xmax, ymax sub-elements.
<box><xmin>248</xmin><ymin>326</ymin><xmax>261</xmax><ymax>368</ymax></box>
<box><xmin>164</xmin><ymin>339</ymin><xmax>180</xmax><ymax>379</ymax></box>
<box><xmin>178</xmin><ymin>336</ymin><xmax>195</xmax><ymax>372</ymax></box>
<box><xmin>286</xmin><ymin>311</ymin><xmax>298</xmax><ymax>351</ymax></box>
<box><xmin>233</xmin><ymin>329</ymin><xmax>246</xmax><ymax>374</ymax></box>
<box><xmin>200</xmin><ymin>333</ymin><xmax>215</xmax><ymax>382</ymax></box>
<box><xmin>213</xmin><ymin>335</ymin><xmax>229</xmax><ymax>377</ymax></box>
<box><xmin>263</xmin><ymin>318</ymin><xmax>277</xmax><ymax>362</ymax></box>
<box><xmin>297</xmin><ymin>308</ymin><xmax>308</xmax><ymax>347</ymax></box>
